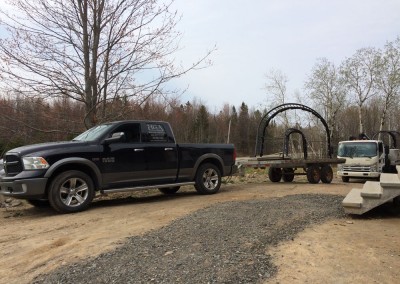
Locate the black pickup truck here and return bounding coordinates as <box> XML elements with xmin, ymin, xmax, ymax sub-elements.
<box><xmin>0</xmin><ymin>120</ymin><xmax>236</xmax><ymax>213</ymax></box>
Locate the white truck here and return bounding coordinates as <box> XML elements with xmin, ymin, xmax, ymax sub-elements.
<box><xmin>337</xmin><ymin>139</ymin><xmax>400</xmax><ymax>182</ymax></box>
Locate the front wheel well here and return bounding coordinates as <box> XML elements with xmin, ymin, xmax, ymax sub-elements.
<box><xmin>45</xmin><ymin>164</ymin><xmax>100</xmax><ymax>195</ymax></box>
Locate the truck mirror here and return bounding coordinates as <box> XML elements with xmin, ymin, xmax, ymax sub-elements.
<box><xmin>103</xmin><ymin>132</ymin><xmax>125</xmax><ymax>145</ymax></box>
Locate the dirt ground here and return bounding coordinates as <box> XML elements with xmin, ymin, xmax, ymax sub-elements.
<box><xmin>1</xmin><ymin>174</ymin><xmax>400</xmax><ymax>284</ymax></box>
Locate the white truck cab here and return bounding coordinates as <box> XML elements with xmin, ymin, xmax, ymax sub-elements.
<box><xmin>337</xmin><ymin>140</ymin><xmax>400</xmax><ymax>182</ymax></box>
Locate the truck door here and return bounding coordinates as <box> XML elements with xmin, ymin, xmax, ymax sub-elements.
<box><xmin>141</xmin><ymin>122</ymin><xmax>179</xmax><ymax>184</ymax></box>
<box><xmin>102</xmin><ymin>122</ymin><xmax>148</xmax><ymax>186</ymax></box>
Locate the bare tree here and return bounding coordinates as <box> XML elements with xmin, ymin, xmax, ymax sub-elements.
<box><xmin>304</xmin><ymin>58</ymin><xmax>347</xmax><ymax>142</ymax></box>
<box><xmin>0</xmin><ymin>0</ymin><xmax>212</xmax><ymax>128</ymax></box>
<box><xmin>340</xmin><ymin>47</ymin><xmax>379</xmax><ymax>134</ymax></box>
<box><xmin>375</xmin><ymin>37</ymin><xmax>400</xmax><ymax>133</ymax></box>
<box><xmin>264</xmin><ymin>69</ymin><xmax>291</xmax><ymax>127</ymax></box>
<box><xmin>264</xmin><ymin>69</ymin><xmax>288</xmax><ymax>105</ymax></box>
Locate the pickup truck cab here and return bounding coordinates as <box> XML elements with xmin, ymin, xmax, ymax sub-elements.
<box><xmin>0</xmin><ymin>120</ymin><xmax>236</xmax><ymax>213</ymax></box>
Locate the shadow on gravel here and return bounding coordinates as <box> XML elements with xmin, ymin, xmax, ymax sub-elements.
<box><xmin>33</xmin><ymin>194</ymin><xmax>346</xmax><ymax>284</ymax></box>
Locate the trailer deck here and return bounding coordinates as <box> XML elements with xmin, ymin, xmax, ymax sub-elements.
<box><xmin>238</xmin><ymin>156</ymin><xmax>346</xmax><ymax>184</ymax></box>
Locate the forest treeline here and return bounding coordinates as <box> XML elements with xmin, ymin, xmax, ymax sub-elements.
<box><xmin>0</xmin><ymin>93</ymin><xmax>398</xmax><ymax>157</ymax></box>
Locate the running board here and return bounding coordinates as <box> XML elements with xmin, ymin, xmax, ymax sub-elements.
<box><xmin>100</xmin><ymin>182</ymin><xmax>195</xmax><ymax>194</ymax></box>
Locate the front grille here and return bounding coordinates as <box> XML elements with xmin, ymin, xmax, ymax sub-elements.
<box><xmin>4</xmin><ymin>154</ymin><xmax>23</xmax><ymax>176</ymax></box>
<box><xmin>343</xmin><ymin>165</ymin><xmax>371</xmax><ymax>172</ymax></box>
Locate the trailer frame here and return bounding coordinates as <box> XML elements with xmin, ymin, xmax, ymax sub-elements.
<box><xmin>248</xmin><ymin>103</ymin><xmax>345</xmax><ymax>184</ymax></box>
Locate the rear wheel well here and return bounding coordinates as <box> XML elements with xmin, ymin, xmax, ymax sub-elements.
<box><xmin>196</xmin><ymin>158</ymin><xmax>223</xmax><ymax>177</ymax></box>
<box><xmin>46</xmin><ymin>164</ymin><xmax>100</xmax><ymax>195</ymax></box>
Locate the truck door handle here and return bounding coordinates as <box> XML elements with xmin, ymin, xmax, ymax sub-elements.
<box><xmin>164</xmin><ymin>148</ymin><xmax>174</xmax><ymax>151</ymax></box>
<box><xmin>134</xmin><ymin>148</ymin><xmax>144</xmax><ymax>152</ymax></box>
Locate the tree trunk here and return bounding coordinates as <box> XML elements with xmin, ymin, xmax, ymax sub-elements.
<box><xmin>358</xmin><ymin>104</ymin><xmax>364</xmax><ymax>134</ymax></box>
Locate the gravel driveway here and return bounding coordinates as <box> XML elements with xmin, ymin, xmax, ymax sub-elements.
<box><xmin>33</xmin><ymin>194</ymin><xmax>346</xmax><ymax>283</ymax></box>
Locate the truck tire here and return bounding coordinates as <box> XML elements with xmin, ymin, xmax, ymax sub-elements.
<box><xmin>341</xmin><ymin>176</ymin><xmax>349</xmax><ymax>183</ymax></box>
<box><xmin>194</xmin><ymin>163</ymin><xmax>221</xmax><ymax>194</ymax></box>
<box><xmin>282</xmin><ymin>168</ymin><xmax>295</xmax><ymax>182</ymax></box>
<box><xmin>48</xmin><ymin>170</ymin><xmax>95</xmax><ymax>213</ymax></box>
<box><xmin>27</xmin><ymin>199</ymin><xmax>50</xmax><ymax>207</ymax></box>
<box><xmin>320</xmin><ymin>165</ymin><xmax>333</xmax><ymax>184</ymax></box>
<box><xmin>306</xmin><ymin>165</ymin><xmax>320</xmax><ymax>184</ymax></box>
<box><xmin>159</xmin><ymin>186</ymin><xmax>180</xmax><ymax>194</ymax></box>
<box><xmin>268</xmin><ymin>167</ymin><xmax>282</xmax><ymax>182</ymax></box>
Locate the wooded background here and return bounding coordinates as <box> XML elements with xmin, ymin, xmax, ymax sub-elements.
<box><xmin>0</xmin><ymin>1</ymin><xmax>399</xmax><ymax>157</ymax></box>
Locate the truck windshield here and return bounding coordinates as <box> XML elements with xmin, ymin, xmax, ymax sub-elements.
<box><xmin>338</xmin><ymin>142</ymin><xmax>377</xmax><ymax>158</ymax></box>
<box><xmin>73</xmin><ymin>124</ymin><xmax>113</xmax><ymax>141</ymax></box>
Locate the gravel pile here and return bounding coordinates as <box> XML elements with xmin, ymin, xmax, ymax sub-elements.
<box><xmin>34</xmin><ymin>194</ymin><xmax>346</xmax><ymax>284</ymax></box>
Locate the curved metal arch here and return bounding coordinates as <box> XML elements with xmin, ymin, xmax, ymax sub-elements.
<box><xmin>254</xmin><ymin>103</ymin><xmax>331</xmax><ymax>158</ymax></box>
<box><xmin>371</xmin><ymin>131</ymin><xmax>400</xmax><ymax>148</ymax></box>
<box><xmin>284</xmin><ymin>128</ymin><xmax>308</xmax><ymax>159</ymax></box>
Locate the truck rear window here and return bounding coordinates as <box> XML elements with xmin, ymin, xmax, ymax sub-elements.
<box><xmin>145</xmin><ymin>123</ymin><xmax>168</xmax><ymax>142</ymax></box>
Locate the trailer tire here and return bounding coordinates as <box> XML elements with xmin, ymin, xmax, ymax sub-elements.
<box><xmin>282</xmin><ymin>168</ymin><xmax>295</xmax><ymax>182</ymax></box>
<box><xmin>306</xmin><ymin>165</ymin><xmax>320</xmax><ymax>184</ymax></box>
<box><xmin>268</xmin><ymin>167</ymin><xmax>282</xmax><ymax>182</ymax></box>
<box><xmin>320</xmin><ymin>165</ymin><xmax>333</xmax><ymax>184</ymax></box>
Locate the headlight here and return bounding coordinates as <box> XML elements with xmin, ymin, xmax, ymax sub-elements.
<box><xmin>22</xmin><ymin>157</ymin><xmax>50</xmax><ymax>170</ymax></box>
<box><xmin>370</xmin><ymin>165</ymin><xmax>377</xmax><ymax>172</ymax></box>
<box><xmin>337</xmin><ymin>164</ymin><xmax>343</xmax><ymax>171</ymax></box>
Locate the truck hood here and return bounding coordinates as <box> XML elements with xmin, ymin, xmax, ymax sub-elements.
<box><xmin>6</xmin><ymin>141</ymin><xmax>89</xmax><ymax>157</ymax></box>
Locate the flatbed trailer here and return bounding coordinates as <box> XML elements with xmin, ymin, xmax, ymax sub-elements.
<box><xmin>250</xmin><ymin>103</ymin><xmax>347</xmax><ymax>184</ymax></box>
<box><xmin>246</xmin><ymin>156</ymin><xmax>346</xmax><ymax>183</ymax></box>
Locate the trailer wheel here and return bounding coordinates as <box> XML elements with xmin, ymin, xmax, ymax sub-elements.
<box><xmin>282</xmin><ymin>168</ymin><xmax>295</xmax><ymax>182</ymax></box>
<box><xmin>306</xmin><ymin>165</ymin><xmax>320</xmax><ymax>184</ymax></box>
<box><xmin>268</xmin><ymin>167</ymin><xmax>282</xmax><ymax>182</ymax></box>
<box><xmin>320</xmin><ymin>165</ymin><xmax>333</xmax><ymax>184</ymax></box>
<box><xmin>159</xmin><ymin>186</ymin><xmax>180</xmax><ymax>194</ymax></box>
<box><xmin>341</xmin><ymin>176</ymin><xmax>349</xmax><ymax>183</ymax></box>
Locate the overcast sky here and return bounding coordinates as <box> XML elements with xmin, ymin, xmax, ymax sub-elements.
<box><xmin>169</xmin><ymin>0</ymin><xmax>400</xmax><ymax>111</ymax></box>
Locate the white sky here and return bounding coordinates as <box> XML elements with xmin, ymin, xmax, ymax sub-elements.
<box><xmin>169</xmin><ymin>0</ymin><xmax>400</xmax><ymax>111</ymax></box>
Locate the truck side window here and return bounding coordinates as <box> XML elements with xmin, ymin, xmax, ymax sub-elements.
<box><xmin>144</xmin><ymin>123</ymin><xmax>172</xmax><ymax>143</ymax></box>
<box><xmin>112</xmin><ymin>123</ymin><xmax>141</xmax><ymax>143</ymax></box>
